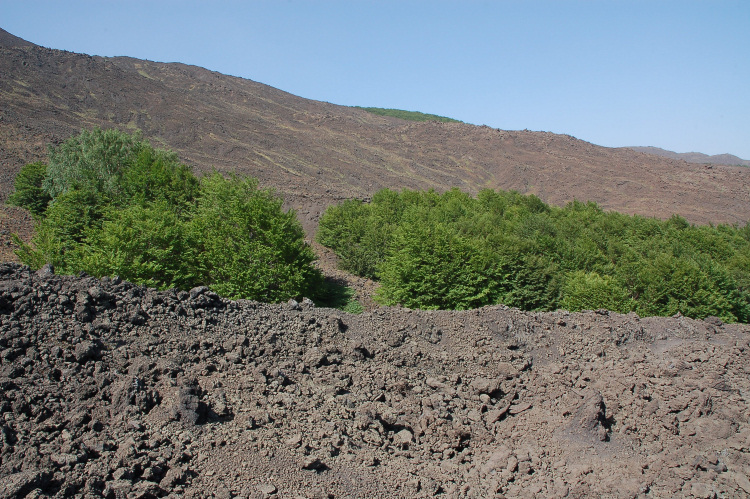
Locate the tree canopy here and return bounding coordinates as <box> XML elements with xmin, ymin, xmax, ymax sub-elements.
<box><xmin>11</xmin><ymin>128</ymin><xmax>322</xmax><ymax>303</ymax></box>
<box><xmin>317</xmin><ymin>188</ymin><xmax>750</xmax><ymax>322</ymax></box>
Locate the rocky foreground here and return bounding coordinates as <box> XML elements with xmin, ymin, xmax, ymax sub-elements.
<box><xmin>0</xmin><ymin>264</ymin><xmax>748</xmax><ymax>498</ymax></box>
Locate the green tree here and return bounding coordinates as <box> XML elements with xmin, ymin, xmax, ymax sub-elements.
<box><xmin>317</xmin><ymin>199</ymin><xmax>382</xmax><ymax>278</ymax></box>
<box><xmin>16</xmin><ymin>129</ymin><xmax>321</xmax><ymax>304</ymax></box>
<box><xmin>43</xmin><ymin>127</ymin><xmax>147</xmax><ymax>199</ymax></box>
<box><xmin>7</xmin><ymin>161</ymin><xmax>52</xmax><ymax>217</ymax></box>
<box><xmin>377</xmin><ymin>222</ymin><xmax>502</xmax><ymax>310</ymax></box>
<box><xmin>317</xmin><ymin>186</ymin><xmax>750</xmax><ymax>322</ymax></box>
<box><xmin>560</xmin><ymin>271</ymin><xmax>633</xmax><ymax>313</ymax></box>
<box><xmin>120</xmin><ymin>147</ymin><xmax>200</xmax><ymax>211</ymax></box>
<box><xmin>78</xmin><ymin>202</ymin><xmax>198</xmax><ymax>290</ymax></box>
<box><xmin>189</xmin><ymin>173</ymin><xmax>322</xmax><ymax>302</ymax></box>
<box><xmin>26</xmin><ymin>189</ymin><xmax>106</xmax><ymax>273</ymax></box>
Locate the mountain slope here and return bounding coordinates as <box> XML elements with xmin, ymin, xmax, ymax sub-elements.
<box><xmin>1</xmin><ymin>28</ymin><xmax>749</xmax><ymax>234</ymax></box>
<box><xmin>0</xmin><ymin>27</ymin><xmax>34</xmax><ymax>48</ymax></box>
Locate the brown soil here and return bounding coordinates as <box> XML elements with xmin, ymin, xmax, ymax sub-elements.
<box><xmin>1</xmin><ymin>265</ymin><xmax>749</xmax><ymax>498</ymax></box>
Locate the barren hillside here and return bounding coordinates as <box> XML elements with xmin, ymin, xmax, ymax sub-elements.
<box><xmin>1</xmin><ymin>27</ymin><xmax>749</xmax><ymax>241</ymax></box>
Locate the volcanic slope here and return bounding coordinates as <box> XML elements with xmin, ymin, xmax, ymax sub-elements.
<box><xmin>1</xmin><ymin>26</ymin><xmax>749</xmax><ymax>242</ymax></box>
<box><xmin>1</xmin><ymin>264</ymin><xmax>749</xmax><ymax>498</ymax></box>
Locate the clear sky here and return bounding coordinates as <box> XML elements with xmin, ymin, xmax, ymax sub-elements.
<box><xmin>2</xmin><ymin>0</ymin><xmax>749</xmax><ymax>158</ymax></box>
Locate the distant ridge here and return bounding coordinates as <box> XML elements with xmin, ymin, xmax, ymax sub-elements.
<box><xmin>629</xmin><ymin>146</ymin><xmax>750</xmax><ymax>167</ymax></box>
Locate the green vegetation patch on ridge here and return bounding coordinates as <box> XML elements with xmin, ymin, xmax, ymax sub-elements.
<box><xmin>355</xmin><ymin>107</ymin><xmax>462</xmax><ymax>123</ymax></box>
<box><xmin>317</xmin><ymin>188</ymin><xmax>750</xmax><ymax>322</ymax></box>
<box><xmin>9</xmin><ymin>127</ymin><xmax>323</xmax><ymax>303</ymax></box>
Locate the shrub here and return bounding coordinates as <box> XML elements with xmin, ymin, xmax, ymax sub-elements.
<box><xmin>43</xmin><ymin>127</ymin><xmax>147</xmax><ymax>200</ymax></box>
<box><xmin>317</xmin><ymin>187</ymin><xmax>750</xmax><ymax>322</ymax></box>
<box><xmin>7</xmin><ymin>161</ymin><xmax>52</xmax><ymax>216</ymax></box>
<box><xmin>15</xmin><ymin>129</ymin><xmax>321</xmax><ymax>303</ymax></box>
<box><xmin>315</xmin><ymin>280</ymin><xmax>364</xmax><ymax>314</ymax></box>
<box><xmin>355</xmin><ymin>107</ymin><xmax>462</xmax><ymax>123</ymax></box>
<box><xmin>187</xmin><ymin>173</ymin><xmax>321</xmax><ymax>302</ymax></box>
<box><xmin>560</xmin><ymin>271</ymin><xmax>633</xmax><ymax>313</ymax></box>
<box><xmin>77</xmin><ymin>202</ymin><xmax>198</xmax><ymax>290</ymax></box>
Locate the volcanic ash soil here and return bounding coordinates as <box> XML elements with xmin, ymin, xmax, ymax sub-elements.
<box><xmin>0</xmin><ymin>264</ymin><xmax>749</xmax><ymax>498</ymax></box>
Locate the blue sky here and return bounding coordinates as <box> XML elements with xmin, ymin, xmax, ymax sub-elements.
<box><xmin>2</xmin><ymin>0</ymin><xmax>749</xmax><ymax>158</ymax></box>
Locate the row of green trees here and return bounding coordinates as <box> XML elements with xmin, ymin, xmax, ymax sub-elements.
<box><xmin>11</xmin><ymin>128</ymin><xmax>749</xmax><ymax>321</ymax></box>
<box><xmin>10</xmin><ymin>128</ymin><xmax>322</xmax><ymax>302</ymax></box>
<box><xmin>317</xmin><ymin>188</ymin><xmax>750</xmax><ymax>322</ymax></box>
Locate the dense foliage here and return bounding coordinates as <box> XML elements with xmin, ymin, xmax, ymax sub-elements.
<box><xmin>355</xmin><ymin>107</ymin><xmax>462</xmax><ymax>123</ymax></box>
<box><xmin>317</xmin><ymin>188</ymin><xmax>750</xmax><ymax>322</ymax></box>
<box><xmin>7</xmin><ymin>161</ymin><xmax>51</xmax><ymax>217</ymax></box>
<box><xmin>12</xmin><ymin>128</ymin><xmax>322</xmax><ymax>303</ymax></box>
<box><xmin>43</xmin><ymin>127</ymin><xmax>149</xmax><ymax>200</ymax></box>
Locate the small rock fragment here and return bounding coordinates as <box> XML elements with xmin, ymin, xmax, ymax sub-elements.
<box><xmin>394</xmin><ymin>429</ymin><xmax>414</xmax><ymax>446</ymax></box>
<box><xmin>470</xmin><ymin>377</ymin><xmax>502</xmax><ymax>396</ymax></box>
<box><xmin>302</xmin><ymin>456</ymin><xmax>328</xmax><ymax>472</ymax></box>
<box><xmin>257</xmin><ymin>483</ymin><xmax>278</xmax><ymax>495</ymax></box>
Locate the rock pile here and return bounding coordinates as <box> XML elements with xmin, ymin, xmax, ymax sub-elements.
<box><xmin>0</xmin><ymin>264</ymin><xmax>748</xmax><ymax>497</ymax></box>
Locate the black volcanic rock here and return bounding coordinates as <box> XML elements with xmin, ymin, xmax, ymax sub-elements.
<box><xmin>0</xmin><ymin>264</ymin><xmax>748</xmax><ymax>497</ymax></box>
